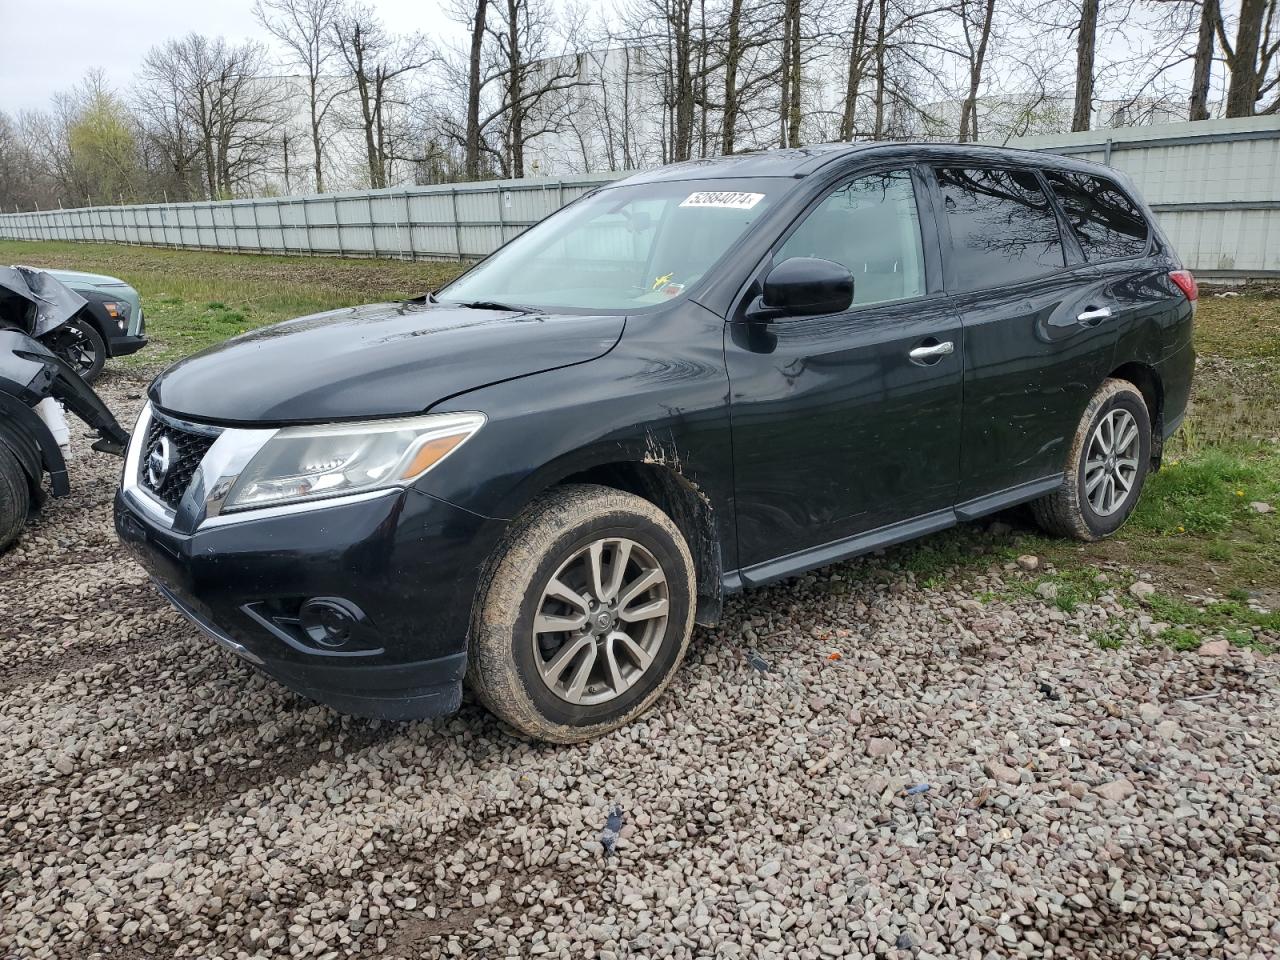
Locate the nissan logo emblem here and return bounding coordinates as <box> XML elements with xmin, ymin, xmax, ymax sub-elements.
<box><xmin>147</xmin><ymin>435</ymin><xmax>176</xmax><ymax>488</ymax></box>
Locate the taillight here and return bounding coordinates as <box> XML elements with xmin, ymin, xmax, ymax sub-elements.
<box><xmin>1169</xmin><ymin>270</ymin><xmax>1198</xmax><ymax>302</ymax></box>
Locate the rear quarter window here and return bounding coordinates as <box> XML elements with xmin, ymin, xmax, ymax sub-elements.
<box><xmin>934</xmin><ymin>167</ymin><xmax>1066</xmax><ymax>291</ymax></box>
<box><xmin>1043</xmin><ymin>170</ymin><xmax>1150</xmax><ymax>261</ymax></box>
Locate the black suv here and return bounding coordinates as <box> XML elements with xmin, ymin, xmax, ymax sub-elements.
<box><xmin>116</xmin><ymin>143</ymin><xmax>1195</xmax><ymax>742</ymax></box>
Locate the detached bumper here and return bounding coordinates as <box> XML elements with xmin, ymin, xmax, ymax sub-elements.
<box><xmin>115</xmin><ymin>485</ymin><xmax>503</xmax><ymax>720</ymax></box>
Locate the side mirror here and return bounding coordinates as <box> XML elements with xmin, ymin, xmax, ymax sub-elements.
<box><xmin>748</xmin><ymin>257</ymin><xmax>854</xmax><ymax>321</ymax></box>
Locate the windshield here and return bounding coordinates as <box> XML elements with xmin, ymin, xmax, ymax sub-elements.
<box><xmin>439</xmin><ymin>178</ymin><xmax>782</xmax><ymax>312</ymax></box>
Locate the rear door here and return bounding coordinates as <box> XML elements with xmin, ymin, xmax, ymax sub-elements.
<box><xmin>931</xmin><ymin>165</ymin><xmax>1116</xmax><ymax>503</ymax></box>
<box><xmin>725</xmin><ymin>167</ymin><xmax>963</xmax><ymax>573</ymax></box>
<box><xmin>1041</xmin><ymin>169</ymin><xmax>1177</xmax><ymax>370</ymax></box>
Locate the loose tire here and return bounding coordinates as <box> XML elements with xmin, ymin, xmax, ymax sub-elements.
<box><xmin>468</xmin><ymin>483</ymin><xmax>697</xmax><ymax>743</ymax></box>
<box><xmin>49</xmin><ymin>318</ymin><xmax>107</xmax><ymax>383</ymax></box>
<box><xmin>1032</xmin><ymin>378</ymin><xmax>1151</xmax><ymax>541</ymax></box>
<box><xmin>0</xmin><ymin>444</ymin><xmax>31</xmax><ymax>553</ymax></box>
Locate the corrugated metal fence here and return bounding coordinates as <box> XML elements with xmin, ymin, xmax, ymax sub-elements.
<box><xmin>0</xmin><ymin>173</ymin><xmax>622</xmax><ymax>263</ymax></box>
<box><xmin>2</xmin><ymin>116</ymin><xmax>1278</xmax><ymax>276</ymax></box>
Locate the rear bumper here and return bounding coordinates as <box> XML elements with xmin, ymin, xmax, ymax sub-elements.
<box><xmin>1157</xmin><ymin>339</ymin><xmax>1195</xmax><ymax>441</ymax></box>
<box><xmin>115</xmin><ymin>484</ymin><xmax>503</xmax><ymax>720</ymax></box>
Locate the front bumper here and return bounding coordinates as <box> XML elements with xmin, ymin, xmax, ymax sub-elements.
<box><xmin>115</xmin><ymin>484</ymin><xmax>503</xmax><ymax>720</ymax></box>
<box><xmin>107</xmin><ymin>334</ymin><xmax>148</xmax><ymax>358</ymax></box>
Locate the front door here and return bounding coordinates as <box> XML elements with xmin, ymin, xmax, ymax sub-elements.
<box><xmin>725</xmin><ymin>168</ymin><xmax>963</xmax><ymax>574</ymax></box>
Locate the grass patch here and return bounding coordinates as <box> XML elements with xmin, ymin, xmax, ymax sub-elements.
<box><xmin>1129</xmin><ymin>449</ymin><xmax>1271</xmax><ymax>535</ymax></box>
<box><xmin>894</xmin><ymin>527</ymin><xmax>1015</xmax><ymax>586</ymax></box>
<box><xmin>1090</xmin><ymin>625</ymin><xmax>1127</xmax><ymax>650</ymax></box>
<box><xmin>0</xmin><ymin>240</ymin><xmax>466</xmax><ymax>369</ymax></box>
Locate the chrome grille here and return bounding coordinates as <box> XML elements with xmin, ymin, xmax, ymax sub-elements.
<box><xmin>139</xmin><ymin>417</ymin><xmax>218</xmax><ymax>508</ymax></box>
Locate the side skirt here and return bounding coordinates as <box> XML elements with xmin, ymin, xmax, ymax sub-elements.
<box><xmin>727</xmin><ymin>474</ymin><xmax>1064</xmax><ymax>590</ymax></box>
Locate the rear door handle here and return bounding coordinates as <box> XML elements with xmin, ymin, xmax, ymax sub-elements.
<box><xmin>1077</xmin><ymin>307</ymin><xmax>1112</xmax><ymax>325</ymax></box>
<box><xmin>909</xmin><ymin>340</ymin><xmax>954</xmax><ymax>362</ymax></box>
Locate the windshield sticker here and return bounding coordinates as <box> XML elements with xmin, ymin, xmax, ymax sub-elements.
<box><xmin>679</xmin><ymin>191</ymin><xmax>765</xmax><ymax>210</ymax></box>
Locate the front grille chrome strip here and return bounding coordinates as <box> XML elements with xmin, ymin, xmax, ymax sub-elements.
<box><xmin>149</xmin><ymin>406</ymin><xmax>225</xmax><ymax>438</ymax></box>
<box><xmin>122</xmin><ymin>404</ymin><xmax>176</xmax><ymax>527</ymax></box>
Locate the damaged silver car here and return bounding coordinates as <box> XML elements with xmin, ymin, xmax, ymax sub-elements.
<box><xmin>0</xmin><ymin>266</ymin><xmax>129</xmax><ymax>551</ymax></box>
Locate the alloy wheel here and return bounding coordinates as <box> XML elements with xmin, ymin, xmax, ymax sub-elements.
<box><xmin>531</xmin><ymin>537</ymin><xmax>670</xmax><ymax>706</ymax></box>
<box><xmin>1084</xmin><ymin>408</ymin><xmax>1140</xmax><ymax>516</ymax></box>
<box><xmin>51</xmin><ymin>323</ymin><xmax>99</xmax><ymax>376</ymax></box>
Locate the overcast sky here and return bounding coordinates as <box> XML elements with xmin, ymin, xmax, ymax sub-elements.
<box><xmin>0</xmin><ymin>0</ymin><xmax>464</xmax><ymax>114</ymax></box>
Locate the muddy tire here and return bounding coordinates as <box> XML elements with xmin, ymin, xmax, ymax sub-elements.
<box><xmin>467</xmin><ymin>483</ymin><xmax>696</xmax><ymax>743</ymax></box>
<box><xmin>0</xmin><ymin>444</ymin><xmax>30</xmax><ymax>553</ymax></box>
<box><xmin>1032</xmin><ymin>378</ymin><xmax>1151</xmax><ymax>541</ymax></box>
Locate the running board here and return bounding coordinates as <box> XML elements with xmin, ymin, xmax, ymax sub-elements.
<box><xmin>954</xmin><ymin>474</ymin><xmax>1063</xmax><ymax>520</ymax></box>
<box><xmin>727</xmin><ymin>473</ymin><xmax>1064</xmax><ymax>590</ymax></box>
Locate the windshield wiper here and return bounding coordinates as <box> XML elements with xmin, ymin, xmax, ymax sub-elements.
<box><xmin>454</xmin><ymin>299</ymin><xmax>542</xmax><ymax>314</ymax></box>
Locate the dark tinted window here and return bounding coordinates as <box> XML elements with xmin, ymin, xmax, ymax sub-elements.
<box><xmin>935</xmin><ymin>167</ymin><xmax>1065</xmax><ymax>289</ymax></box>
<box><xmin>1044</xmin><ymin>170</ymin><xmax>1149</xmax><ymax>261</ymax></box>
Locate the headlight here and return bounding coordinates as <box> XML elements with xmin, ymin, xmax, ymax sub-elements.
<box><xmin>102</xmin><ymin>301</ymin><xmax>131</xmax><ymax>319</ymax></box>
<box><xmin>222</xmin><ymin>412</ymin><xmax>485</xmax><ymax>512</ymax></box>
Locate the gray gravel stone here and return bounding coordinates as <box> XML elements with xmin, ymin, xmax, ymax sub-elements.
<box><xmin>0</xmin><ymin>372</ymin><xmax>1277</xmax><ymax>959</ymax></box>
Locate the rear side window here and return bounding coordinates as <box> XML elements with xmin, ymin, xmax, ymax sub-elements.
<box><xmin>1044</xmin><ymin>170</ymin><xmax>1149</xmax><ymax>261</ymax></box>
<box><xmin>935</xmin><ymin>167</ymin><xmax>1065</xmax><ymax>289</ymax></box>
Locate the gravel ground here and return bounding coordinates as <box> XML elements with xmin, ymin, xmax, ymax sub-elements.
<box><xmin>2</xmin><ymin>372</ymin><xmax>1278</xmax><ymax>960</ymax></box>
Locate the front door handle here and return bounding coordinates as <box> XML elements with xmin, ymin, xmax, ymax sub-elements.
<box><xmin>909</xmin><ymin>340</ymin><xmax>954</xmax><ymax>362</ymax></box>
<box><xmin>1077</xmin><ymin>307</ymin><xmax>1112</xmax><ymax>325</ymax></box>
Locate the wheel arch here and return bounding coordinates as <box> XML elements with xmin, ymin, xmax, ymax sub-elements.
<box><xmin>66</xmin><ymin>302</ymin><xmax>114</xmax><ymax>352</ymax></box>
<box><xmin>0</xmin><ymin>394</ymin><xmax>67</xmax><ymax>503</ymax></box>
<box><xmin>555</xmin><ymin>459</ymin><xmax>723</xmax><ymax>626</ymax></box>
<box><xmin>1106</xmin><ymin>361</ymin><xmax>1165</xmax><ymax>467</ymax></box>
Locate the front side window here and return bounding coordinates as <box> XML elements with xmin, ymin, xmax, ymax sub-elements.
<box><xmin>777</xmin><ymin>169</ymin><xmax>925</xmax><ymax>307</ymax></box>
<box><xmin>1044</xmin><ymin>170</ymin><xmax>1149</xmax><ymax>261</ymax></box>
<box><xmin>935</xmin><ymin>167</ymin><xmax>1065</xmax><ymax>290</ymax></box>
<box><xmin>439</xmin><ymin>179</ymin><xmax>781</xmax><ymax>312</ymax></box>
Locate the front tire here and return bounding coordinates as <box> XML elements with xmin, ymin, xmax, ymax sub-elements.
<box><xmin>0</xmin><ymin>444</ymin><xmax>31</xmax><ymax>553</ymax></box>
<box><xmin>467</xmin><ymin>483</ymin><xmax>696</xmax><ymax>743</ymax></box>
<box><xmin>1032</xmin><ymin>378</ymin><xmax>1151</xmax><ymax>541</ymax></box>
<box><xmin>48</xmin><ymin>318</ymin><xmax>107</xmax><ymax>383</ymax></box>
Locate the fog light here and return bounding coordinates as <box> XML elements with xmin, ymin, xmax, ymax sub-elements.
<box><xmin>299</xmin><ymin>597</ymin><xmax>366</xmax><ymax>648</ymax></box>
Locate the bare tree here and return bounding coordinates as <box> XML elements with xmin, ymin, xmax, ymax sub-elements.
<box><xmin>838</xmin><ymin>0</ymin><xmax>876</xmax><ymax>141</ymax></box>
<box><xmin>490</xmin><ymin>0</ymin><xmax>583</xmax><ymax>177</ymax></box>
<box><xmin>136</xmin><ymin>35</ymin><xmax>284</xmax><ymax>199</ymax></box>
<box><xmin>136</xmin><ymin>48</ymin><xmax>204</xmax><ymax>200</ymax></box>
<box><xmin>332</xmin><ymin>5</ymin><xmax>434</xmax><ymax>188</ymax></box>
<box><xmin>460</xmin><ymin>0</ymin><xmax>490</xmax><ymax>179</ymax></box>
<box><xmin>254</xmin><ymin>0</ymin><xmax>343</xmax><ymax>191</ymax></box>
<box><xmin>780</xmin><ymin>0</ymin><xmax>802</xmax><ymax>146</ymax></box>
<box><xmin>1216</xmin><ymin>0</ymin><xmax>1280</xmax><ymax>115</ymax></box>
<box><xmin>958</xmin><ymin>0</ymin><xmax>998</xmax><ymax>141</ymax></box>
<box><xmin>1071</xmin><ymin>0</ymin><xmax>1100</xmax><ymax>130</ymax></box>
<box><xmin>1190</xmin><ymin>0</ymin><xmax>1218</xmax><ymax>120</ymax></box>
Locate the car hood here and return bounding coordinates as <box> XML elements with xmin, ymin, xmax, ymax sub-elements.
<box><xmin>149</xmin><ymin>300</ymin><xmax>626</xmax><ymax>424</ymax></box>
<box><xmin>45</xmin><ymin>268</ymin><xmax>132</xmax><ymax>290</ymax></box>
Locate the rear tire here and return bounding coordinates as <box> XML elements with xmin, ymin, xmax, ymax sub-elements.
<box><xmin>1032</xmin><ymin>378</ymin><xmax>1151</xmax><ymax>541</ymax></box>
<box><xmin>0</xmin><ymin>445</ymin><xmax>31</xmax><ymax>553</ymax></box>
<box><xmin>467</xmin><ymin>483</ymin><xmax>696</xmax><ymax>743</ymax></box>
